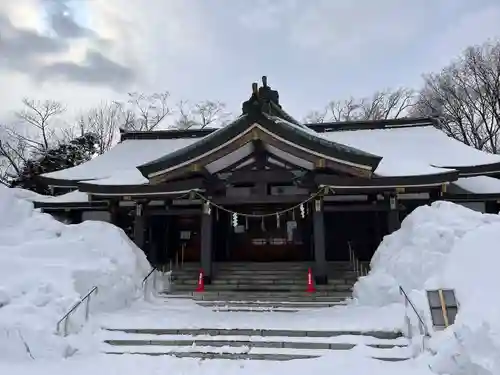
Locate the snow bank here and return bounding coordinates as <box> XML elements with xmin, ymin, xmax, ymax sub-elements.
<box><xmin>0</xmin><ymin>186</ymin><xmax>150</xmax><ymax>362</ymax></box>
<box><xmin>353</xmin><ymin>201</ymin><xmax>500</xmax><ymax>374</ymax></box>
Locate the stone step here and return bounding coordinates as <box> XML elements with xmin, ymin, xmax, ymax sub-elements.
<box><xmin>104</xmin><ymin>338</ymin><xmax>407</xmax><ymax>350</ymax></box>
<box><xmin>195</xmin><ymin>301</ymin><xmax>347</xmax><ymax>308</ymax></box>
<box><xmin>173</xmin><ymin>279</ymin><xmax>355</xmax><ymax>287</ymax></box>
<box><xmin>214</xmin><ymin>272</ymin><xmax>359</xmax><ymax>279</ymax></box>
<box><xmin>104</xmin><ymin>327</ymin><xmax>403</xmax><ymax>340</ymax></box>
<box><xmin>104</xmin><ymin>338</ymin><xmax>360</xmax><ymax>350</ymax></box>
<box><xmin>172</xmin><ymin>284</ymin><xmax>353</xmax><ymax>292</ymax></box>
<box><xmin>210</xmin><ymin>307</ymin><xmax>300</xmax><ymax>313</ymax></box>
<box><xmin>174</xmin><ymin>262</ymin><xmax>358</xmax><ymax>271</ymax></box>
<box><xmin>104</xmin><ymin>350</ymin><xmax>408</xmax><ymax>362</ymax></box>
<box><xmin>104</xmin><ymin>350</ymin><xmax>319</xmax><ymax>361</ymax></box>
<box><xmin>164</xmin><ymin>291</ymin><xmax>351</xmax><ymax>302</ymax></box>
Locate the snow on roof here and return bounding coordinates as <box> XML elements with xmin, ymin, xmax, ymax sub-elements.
<box><xmin>320</xmin><ymin>126</ymin><xmax>500</xmax><ymax>172</ymax></box>
<box><xmin>83</xmin><ymin>168</ymin><xmax>149</xmax><ymax>186</ymax></box>
<box><xmin>34</xmin><ymin>190</ymin><xmax>89</xmax><ymax>203</ymax></box>
<box><xmin>453</xmin><ymin>176</ymin><xmax>500</xmax><ymax>194</ymax></box>
<box><xmin>270</xmin><ymin>115</ymin><xmax>379</xmax><ymax>158</ymax></box>
<box><xmin>42</xmin><ymin>138</ymin><xmax>199</xmax><ymax>183</ymax></box>
<box><xmin>373</xmin><ymin>158</ymin><xmax>454</xmax><ymax>177</ymax></box>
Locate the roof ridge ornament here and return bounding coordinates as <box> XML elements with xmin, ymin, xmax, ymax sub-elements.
<box><xmin>241</xmin><ymin>76</ymin><xmax>281</xmax><ymax>116</ymax></box>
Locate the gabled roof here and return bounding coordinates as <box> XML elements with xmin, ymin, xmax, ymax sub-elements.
<box><xmin>137</xmin><ymin>111</ymin><xmax>382</xmax><ymax>179</ymax></box>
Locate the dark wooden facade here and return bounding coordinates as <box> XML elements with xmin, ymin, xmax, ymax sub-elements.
<box><xmin>34</xmin><ymin>79</ymin><xmax>500</xmax><ymax>285</ymax></box>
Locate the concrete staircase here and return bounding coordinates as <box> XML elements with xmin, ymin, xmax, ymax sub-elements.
<box><xmin>101</xmin><ymin>327</ymin><xmax>410</xmax><ymax>361</ymax></box>
<box><xmin>166</xmin><ymin>262</ymin><xmax>356</xmax><ymax>311</ymax></box>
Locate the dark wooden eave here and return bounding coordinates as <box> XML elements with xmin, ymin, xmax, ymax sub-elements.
<box><xmin>138</xmin><ymin>112</ymin><xmax>382</xmax><ymax>180</ymax></box>
<box><xmin>437</xmin><ymin>163</ymin><xmax>500</xmax><ymax>176</ymax></box>
<box><xmin>441</xmin><ymin>192</ymin><xmax>500</xmax><ymax>202</ymax></box>
<box><xmin>315</xmin><ymin>169</ymin><xmax>459</xmax><ymax>192</ymax></box>
<box><xmin>306</xmin><ymin>116</ymin><xmax>438</xmax><ymax>132</ymax></box>
<box><xmin>119</xmin><ymin>128</ymin><xmax>216</xmax><ymax>141</ymax></box>
<box><xmin>33</xmin><ymin>200</ymin><xmax>108</xmax><ymax>210</ymax></box>
<box><xmin>77</xmin><ymin>176</ymin><xmax>205</xmax><ymax>196</ymax></box>
<box><xmin>36</xmin><ymin>174</ymin><xmax>82</xmax><ymax>188</ymax></box>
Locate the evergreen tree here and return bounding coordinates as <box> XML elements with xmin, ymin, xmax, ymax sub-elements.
<box><xmin>10</xmin><ymin>132</ymin><xmax>98</xmax><ymax>195</ymax></box>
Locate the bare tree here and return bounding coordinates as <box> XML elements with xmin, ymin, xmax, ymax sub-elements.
<box><xmin>0</xmin><ymin>99</ymin><xmax>66</xmax><ymax>185</ymax></box>
<box><xmin>123</xmin><ymin>91</ymin><xmax>172</xmax><ymax>131</ymax></box>
<box><xmin>412</xmin><ymin>40</ymin><xmax>500</xmax><ymax>153</ymax></box>
<box><xmin>72</xmin><ymin>102</ymin><xmax>123</xmax><ymax>154</ymax></box>
<box><xmin>174</xmin><ymin>100</ymin><xmax>231</xmax><ymax>129</ymax></box>
<box><xmin>13</xmin><ymin>99</ymin><xmax>66</xmax><ymax>152</ymax></box>
<box><xmin>304</xmin><ymin>88</ymin><xmax>415</xmax><ymax>123</ymax></box>
<box><xmin>0</xmin><ymin>131</ymin><xmax>29</xmax><ymax>186</ymax></box>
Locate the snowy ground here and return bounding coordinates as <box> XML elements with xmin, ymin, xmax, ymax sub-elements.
<box><xmin>2</xmin><ymin>188</ymin><xmax>500</xmax><ymax>374</ymax></box>
<box><xmin>0</xmin><ymin>186</ymin><xmax>149</xmax><ymax>361</ymax></box>
<box><xmin>0</xmin><ymin>352</ymin><xmax>435</xmax><ymax>375</ymax></box>
<box><xmin>354</xmin><ymin>201</ymin><xmax>500</xmax><ymax>374</ymax></box>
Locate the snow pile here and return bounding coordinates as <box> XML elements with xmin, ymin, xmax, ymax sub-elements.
<box><xmin>0</xmin><ymin>186</ymin><xmax>150</xmax><ymax>361</ymax></box>
<box><xmin>353</xmin><ymin>201</ymin><xmax>500</xmax><ymax>374</ymax></box>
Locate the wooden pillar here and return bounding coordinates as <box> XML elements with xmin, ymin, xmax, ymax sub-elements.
<box><xmin>109</xmin><ymin>199</ymin><xmax>119</xmax><ymax>226</ymax></box>
<box><xmin>387</xmin><ymin>195</ymin><xmax>401</xmax><ymax>234</ymax></box>
<box><xmin>313</xmin><ymin>199</ymin><xmax>328</xmax><ymax>285</ymax></box>
<box><xmin>133</xmin><ymin>202</ymin><xmax>146</xmax><ymax>249</ymax></box>
<box><xmin>485</xmin><ymin>201</ymin><xmax>499</xmax><ymax>214</ymax></box>
<box><xmin>201</xmin><ymin>202</ymin><xmax>213</xmax><ymax>284</ymax></box>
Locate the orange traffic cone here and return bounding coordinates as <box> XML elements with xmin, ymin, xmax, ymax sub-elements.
<box><xmin>306</xmin><ymin>267</ymin><xmax>316</xmax><ymax>293</ymax></box>
<box><xmin>195</xmin><ymin>269</ymin><xmax>205</xmax><ymax>292</ymax></box>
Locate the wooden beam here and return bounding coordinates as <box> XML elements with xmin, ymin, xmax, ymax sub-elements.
<box><xmin>147</xmin><ymin>208</ymin><xmax>202</xmax><ymax>216</ymax></box>
<box><xmin>213</xmin><ymin>194</ymin><xmax>310</xmax><ymax>205</ymax></box>
<box><xmin>79</xmin><ymin>177</ymin><xmax>205</xmax><ymax>196</ymax></box>
<box><xmin>252</xmin><ymin>139</ymin><xmax>267</xmax><ymax>168</ymax></box>
<box><xmin>257</xmin><ymin>129</ymin><xmax>372</xmax><ymax>178</ymax></box>
<box><xmin>217</xmin><ymin>152</ymin><xmax>256</xmax><ymax>174</ymax></box>
<box><xmin>228</xmin><ymin>169</ymin><xmax>296</xmax><ymax>184</ymax></box>
<box><xmin>150</xmin><ymin>134</ymin><xmax>255</xmax><ymax>184</ymax></box>
<box><xmin>315</xmin><ymin>172</ymin><xmax>458</xmax><ymax>190</ymax></box>
<box><xmin>323</xmin><ymin>203</ymin><xmax>401</xmax><ymax>212</ymax></box>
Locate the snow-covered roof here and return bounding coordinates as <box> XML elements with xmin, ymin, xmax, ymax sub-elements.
<box><xmin>34</xmin><ymin>190</ymin><xmax>89</xmax><ymax>203</ymax></box>
<box><xmin>83</xmin><ymin>169</ymin><xmax>149</xmax><ymax>186</ymax></box>
<box><xmin>41</xmin><ymin>118</ymin><xmax>500</xmax><ymax>188</ymax></box>
<box><xmin>453</xmin><ymin>176</ymin><xmax>500</xmax><ymax>194</ymax></box>
<box><xmin>41</xmin><ymin>138</ymin><xmax>199</xmax><ymax>184</ymax></box>
<box><xmin>320</xmin><ymin>126</ymin><xmax>500</xmax><ymax>172</ymax></box>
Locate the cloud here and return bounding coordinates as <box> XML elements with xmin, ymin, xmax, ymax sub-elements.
<box><xmin>0</xmin><ymin>1</ymin><xmax>136</xmax><ymax>90</ymax></box>
<box><xmin>44</xmin><ymin>0</ymin><xmax>93</xmax><ymax>39</ymax></box>
<box><xmin>0</xmin><ymin>14</ymin><xmax>66</xmax><ymax>72</ymax></box>
<box><xmin>39</xmin><ymin>50</ymin><xmax>135</xmax><ymax>90</ymax></box>
<box><xmin>237</xmin><ymin>0</ymin><xmax>298</xmax><ymax>31</ymax></box>
<box><xmin>288</xmin><ymin>0</ymin><xmax>431</xmax><ymax>57</ymax></box>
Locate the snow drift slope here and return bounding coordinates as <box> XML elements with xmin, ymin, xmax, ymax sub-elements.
<box><xmin>353</xmin><ymin>201</ymin><xmax>500</xmax><ymax>374</ymax></box>
<box><xmin>0</xmin><ymin>186</ymin><xmax>150</xmax><ymax>361</ymax></box>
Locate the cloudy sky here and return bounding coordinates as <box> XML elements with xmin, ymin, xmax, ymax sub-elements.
<box><xmin>1</xmin><ymin>0</ymin><xmax>500</xmax><ymax>122</ymax></box>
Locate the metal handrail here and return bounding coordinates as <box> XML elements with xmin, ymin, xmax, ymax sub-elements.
<box><xmin>347</xmin><ymin>241</ymin><xmax>368</xmax><ymax>277</ymax></box>
<box><xmin>56</xmin><ymin>286</ymin><xmax>98</xmax><ymax>336</ymax></box>
<box><xmin>399</xmin><ymin>286</ymin><xmax>430</xmax><ymax>338</ymax></box>
<box><xmin>142</xmin><ymin>267</ymin><xmax>157</xmax><ymax>287</ymax></box>
<box><xmin>143</xmin><ymin>265</ymin><xmax>173</xmax><ymax>298</ymax></box>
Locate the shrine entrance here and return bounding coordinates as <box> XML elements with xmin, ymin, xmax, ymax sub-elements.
<box><xmin>226</xmin><ymin>207</ymin><xmax>312</xmax><ymax>262</ymax></box>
